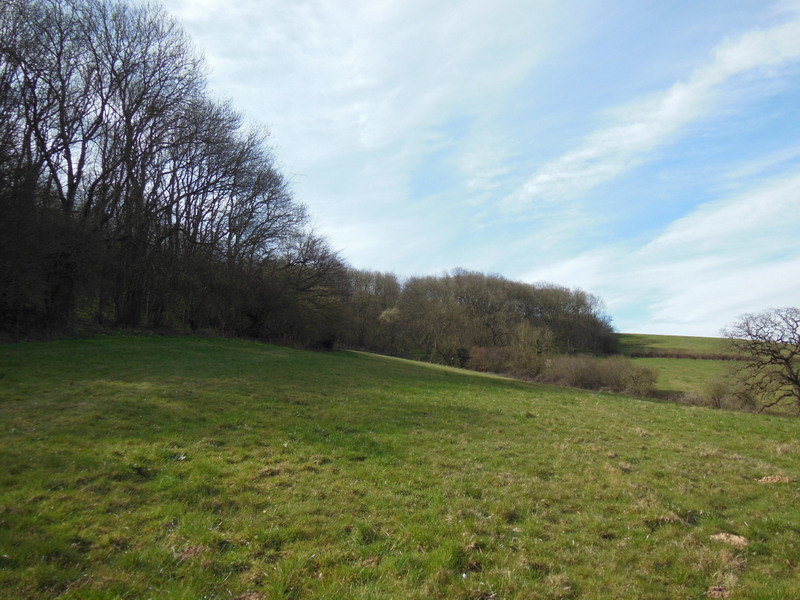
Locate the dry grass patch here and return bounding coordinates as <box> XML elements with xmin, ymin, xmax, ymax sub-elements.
<box><xmin>756</xmin><ymin>475</ymin><xmax>790</xmax><ymax>484</ymax></box>
<box><xmin>710</xmin><ymin>533</ymin><xmax>749</xmax><ymax>549</ymax></box>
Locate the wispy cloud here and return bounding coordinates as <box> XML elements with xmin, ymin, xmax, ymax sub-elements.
<box><xmin>525</xmin><ymin>171</ymin><xmax>800</xmax><ymax>335</ymax></box>
<box><xmin>505</xmin><ymin>17</ymin><xmax>800</xmax><ymax>209</ymax></box>
<box><xmin>163</xmin><ymin>0</ymin><xmax>800</xmax><ymax>336</ymax></box>
<box><xmin>718</xmin><ymin>144</ymin><xmax>800</xmax><ymax>186</ymax></box>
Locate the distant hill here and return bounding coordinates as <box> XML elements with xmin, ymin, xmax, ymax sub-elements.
<box><xmin>617</xmin><ymin>333</ymin><xmax>738</xmax><ymax>360</ymax></box>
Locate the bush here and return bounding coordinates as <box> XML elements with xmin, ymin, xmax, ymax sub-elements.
<box><xmin>467</xmin><ymin>345</ymin><xmax>546</xmax><ymax>377</ymax></box>
<box><xmin>677</xmin><ymin>376</ymin><xmax>758</xmax><ymax>411</ymax></box>
<box><xmin>703</xmin><ymin>377</ymin><xmax>729</xmax><ymax>409</ymax></box>
<box><xmin>617</xmin><ymin>357</ymin><xmax>658</xmax><ymax>396</ymax></box>
<box><xmin>467</xmin><ymin>346</ymin><xmax>513</xmax><ymax>374</ymax></box>
<box><xmin>699</xmin><ymin>376</ymin><xmax>757</xmax><ymax>411</ymax></box>
<box><xmin>537</xmin><ymin>355</ymin><xmax>657</xmax><ymax>396</ymax></box>
<box><xmin>538</xmin><ymin>355</ymin><xmax>602</xmax><ymax>389</ymax></box>
<box><xmin>468</xmin><ymin>349</ymin><xmax>658</xmax><ymax>397</ymax></box>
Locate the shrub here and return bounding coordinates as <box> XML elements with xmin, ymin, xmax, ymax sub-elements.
<box><xmin>467</xmin><ymin>345</ymin><xmax>545</xmax><ymax>377</ymax></box>
<box><xmin>677</xmin><ymin>376</ymin><xmax>758</xmax><ymax>411</ymax></box>
<box><xmin>537</xmin><ymin>355</ymin><xmax>657</xmax><ymax>396</ymax></box>
<box><xmin>539</xmin><ymin>355</ymin><xmax>603</xmax><ymax>390</ymax></box>
<box><xmin>699</xmin><ymin>376</ymin><xmax>758</xmax><ymax>411</ymax></box>
<box><xmin>703</xmin><ymin>377</ymin><xmax>730</xmax><ymax>409</ymax></box>
<box><xmin>467</xmin><ymin>346</ymin><xmax>512</xmax><ymax>374</ymax></box>
<box><xmin>678</xmin><ymin>391</ymin><xmax>704</xmax><ymax>406</ymax></box>
<box><xmin>617</xmin><ymin>358</ymin><xmax>658</xmax><ymax>396</ymax></box>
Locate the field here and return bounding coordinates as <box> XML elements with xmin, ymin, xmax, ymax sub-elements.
<box><xmin>1</xmin><ymin>335</ymin><xmax>799</xmax><ymax>599</ymax></box>
<box><xmin>619</xmin><ymin>333</ymin><xmax>742</xmax><ymax>401</ymax></box>
<box><xmin>617</xmin><ymin>333</ymin><xmax>732</xmax><ymax>358</ymax></box>
<box><xmin>631</xmin><ymin>357</ymin><xmax>732</xmax><ymax>395</ymax></box>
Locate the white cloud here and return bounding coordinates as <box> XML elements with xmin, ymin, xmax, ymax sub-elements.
<box><xmin>524</xmin><ymin>172</ymin><xmax>800</xmax><ymax>335</ymax></box>
<box><xmin>161</xmin><ymin>0</ymin><xmax>800</xmax><ymax>336</ymax></box>
<box><xmin>718</xmin><ymin>144</ymin><xmax>800</xmax><ymax>185</ymax></box>
<box><xmin>506</xmin><ymin>17</ymin><xmax>800</xmax><ymax>209</ymax></box>
<box><xmin>166</xmin><ymin>0</ymin><xmax>556</xmax><ymax>157</ymax></box>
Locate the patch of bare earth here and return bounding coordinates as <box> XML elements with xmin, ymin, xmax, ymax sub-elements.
<box><xmin>710</xmin><ymin>533</ymin><xmax>749</xmax><ymax>549</ymax></box>
<box><xmin>707</xmin><ymin>585</ymin><xmax>730</xmax><ymax>598</ymax></box>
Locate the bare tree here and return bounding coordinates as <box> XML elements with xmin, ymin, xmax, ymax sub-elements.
<box><xmin>398</xmin><ymin>274</ymin><xmax>468</xmax><ymax>365</ymax></box>
<box><xmin>342</xmin><ymin>269</ymin><xmax>401</xmax><ymax>350</ymax></box>
<box><xmin>0</xmin><ymin>0</ymin><xmax>104</xmax><ymax>331</ymax></box>
<box><xmin>0</xmin><ymin>0</ymin><xmax>329</xmax><ymax>340</ymax></box>
<box><xmin>723</xmin><ymin>307</ymin><xmax>800</xmax><ymax>412</ymax></box>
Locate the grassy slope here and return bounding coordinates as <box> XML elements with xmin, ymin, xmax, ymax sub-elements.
<box><xmin>617</xmin><ymin>333</ymin><xmax>730</xmax><ymax>357</ymax></box>
<box><xmin>1</xmin><ymin>336</ymin><xmax>799</xmax><ymax>599</ymax></box>
<box><xmin>632</xmin><ymin>357</ymin><xmax>732</xmax><ymax>395</ymax></box>
<box><xmin>619</xmin><ymin>333</ymin><xmax>737</xmax><ymax>398</ymax></box>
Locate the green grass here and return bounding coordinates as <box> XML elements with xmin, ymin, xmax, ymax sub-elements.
<box><xmin>618</xmin><ymin>333</ymin><xmax>731</xmax><ymax>357</ymax></box>
<box><xmin>619</xmin><ymin>333</ymin><xmax>743</xmax><ymax>401</ymax></box>
<box><xmin>632</xmin><ymin>357</ymin><xmax>733</xmax><ymax>395</ymax></box>
<box><xmin>1</xmin><ymin>335</ymin><xmax>799</xmax><ymax>599</ymax></box>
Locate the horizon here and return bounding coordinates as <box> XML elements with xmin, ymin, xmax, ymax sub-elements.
<box><xmin>162</xmin><ymin>0</ymin><xmax>800</xmax><ymax>337</ymax></box>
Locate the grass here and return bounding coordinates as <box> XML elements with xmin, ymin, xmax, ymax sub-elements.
<box><xmin>632</xmin><ymin>357</ymin><xmax>733</xmax><ymax>395</ymax></box>
<box><xmin>1</xmin><ymin>335</ymin><xmax>799</xmax><ymax>599</ymax></box>
<box><xmin>619</xmin><ymin>333</ymin><xmax>746</xmax><ymax>403</ymax></box>
<box><xmin>618</xmin><ymin>333</ymin><xmax>731</xmax><ymax>358</ymax></box>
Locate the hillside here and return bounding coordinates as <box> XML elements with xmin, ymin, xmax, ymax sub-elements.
<box><xmin>619</xmin><ymin>333</ymin><xmax>743</xmax><ymax>404</ymax></box>
<box><xmin>617</xmin><ymin>333</ymin><xmax>734</xmax><ymax>359</ymax></box>
<box><xmin>1</xmin><ymin>336</ymin><xmax>798</xmax><ymax>599</ymax></box>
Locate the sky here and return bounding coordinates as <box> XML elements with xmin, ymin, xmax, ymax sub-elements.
<box><xmin>160</xmin><ymin>0</ymin><xmax>800</xmax><ymax>337</ymax></box>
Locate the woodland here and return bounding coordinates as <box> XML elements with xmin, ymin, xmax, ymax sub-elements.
<box><xmin>0</xmin><ymin>0</ymin><xmax>616</xmax><ymax>370</ymax></box>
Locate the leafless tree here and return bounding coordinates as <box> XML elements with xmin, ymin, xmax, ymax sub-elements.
<box><xmin>387</xmin><ymin>271</ymin><xmax>615</xmax><ymax>367</ymax></box>
<box><xmin>342</xmin><ymin>269</ymin><xmax>401</xmax><ymax>350</ymax></box>
<box><xmin>723</xmin><ymin>307</ymin><xmax>800</xmax><ymax>412</ymax></box>
<box><xmin>0</xmin><ymin>0</ymin><xmax>332</xmax><ymax>340</ymax></box>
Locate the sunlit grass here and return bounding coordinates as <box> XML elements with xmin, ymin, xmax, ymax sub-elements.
<box><xmin>632</xmin><ymin>357</ymin><xmax>733</xmax><ymax>395</ymax></box>
<box><xmin>1</xmin><ymin>335</ymin><xmax>799</xmax><ymax>598</ymax></box>
<box><xmin>620</xmin><ymin>333</ymin><xmax>745</xmax><ymax>405</ymax></box>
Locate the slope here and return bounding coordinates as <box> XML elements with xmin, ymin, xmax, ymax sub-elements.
<box><xmin>0</xmin><ymin>336</ymin><xmax>798</xmax><ymax>599</ymax></box>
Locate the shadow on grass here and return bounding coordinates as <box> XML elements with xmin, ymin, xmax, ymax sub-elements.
<box><xmin>1</xmin><ymin>337</ymin><xmax>506</xmax><ymax>467</ymax></box>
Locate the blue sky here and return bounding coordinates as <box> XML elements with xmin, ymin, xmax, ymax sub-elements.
<box><xmin>161</xmin><ymin>0</ymin><xmax>800</xmax><ymax>336</ymax></box>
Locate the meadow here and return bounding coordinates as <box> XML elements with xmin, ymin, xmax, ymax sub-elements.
<box><xmin>1</xmin><ymin>335</ymin><xmax>799</xmax><ymax>599</ymax></box>
<box><xmin>617</xmin><ymin>334</ymin><xmax>733</xmax><ymax>358</ymax></box>
<box><xmin>631</xmin><ymin>356</ymin><xmax>731</xmax><ymax>396</ymax></box>
<box><xmin>619</xmin><ymin>333</ymin><xmax>744</xmax><ymax>403</ymax></box>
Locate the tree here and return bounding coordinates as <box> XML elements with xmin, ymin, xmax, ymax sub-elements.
<box><xmin>1</xmin><ymin>0</ymin><xmax>326</xmax><ymax>341</ymax></box>
<box><xmin>723</xmin><ymin>307</ymin><xmax>800</xmax><ymax>412</ymax></box>
<box><xmin>341</xmin><ymin>269</ymin><xmax>401</xmax><ymax>351</ymax></box>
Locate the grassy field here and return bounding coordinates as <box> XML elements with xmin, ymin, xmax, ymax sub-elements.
<box><xmin>1</xmin><ymin>335</ymin><xmax>799</xmax><ymax>599</ymax></box>
<box><xmin>619</xmin><ymin>333</ymin><xmax>741</xmax><ymax>401</ymax></box>
<box><xmin>617</xmin><ymin>333</ymin><xmax>732</xmax><ymax>358</ymax></box>
<box><xmin>631</xmin><ymin>357</ymin><xmax>732</xmax><ymax>395</ymax></box>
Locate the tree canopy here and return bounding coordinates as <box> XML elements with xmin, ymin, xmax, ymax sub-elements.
<box><xmin>339</xmin><ymin>268</ymin><xmax>616</xmax><ymax>369</ymax></box>
<box><xmin>0</xmin><ymin>0</ymin><xmax>342</xmax><ymax>343</ymax></box>
<box><xmin>0</xmin><ymin>0</ymin><xmax>617</xmax><ymax>369</ymax></box>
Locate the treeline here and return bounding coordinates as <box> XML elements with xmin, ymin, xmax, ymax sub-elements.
<box><xmin>0</xmin><ymin>0</ymin><xmax>343</xmax><ymax>343</ymax></box>
<box><xmin>338</xmin><ymin>269</ymin><xmax>617</xmax><ymax>369</ymax></box>
<box><xmin>0</xmin><ymin>0</ymin><xmax>617</xmax><ymax>371</ymax></box>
